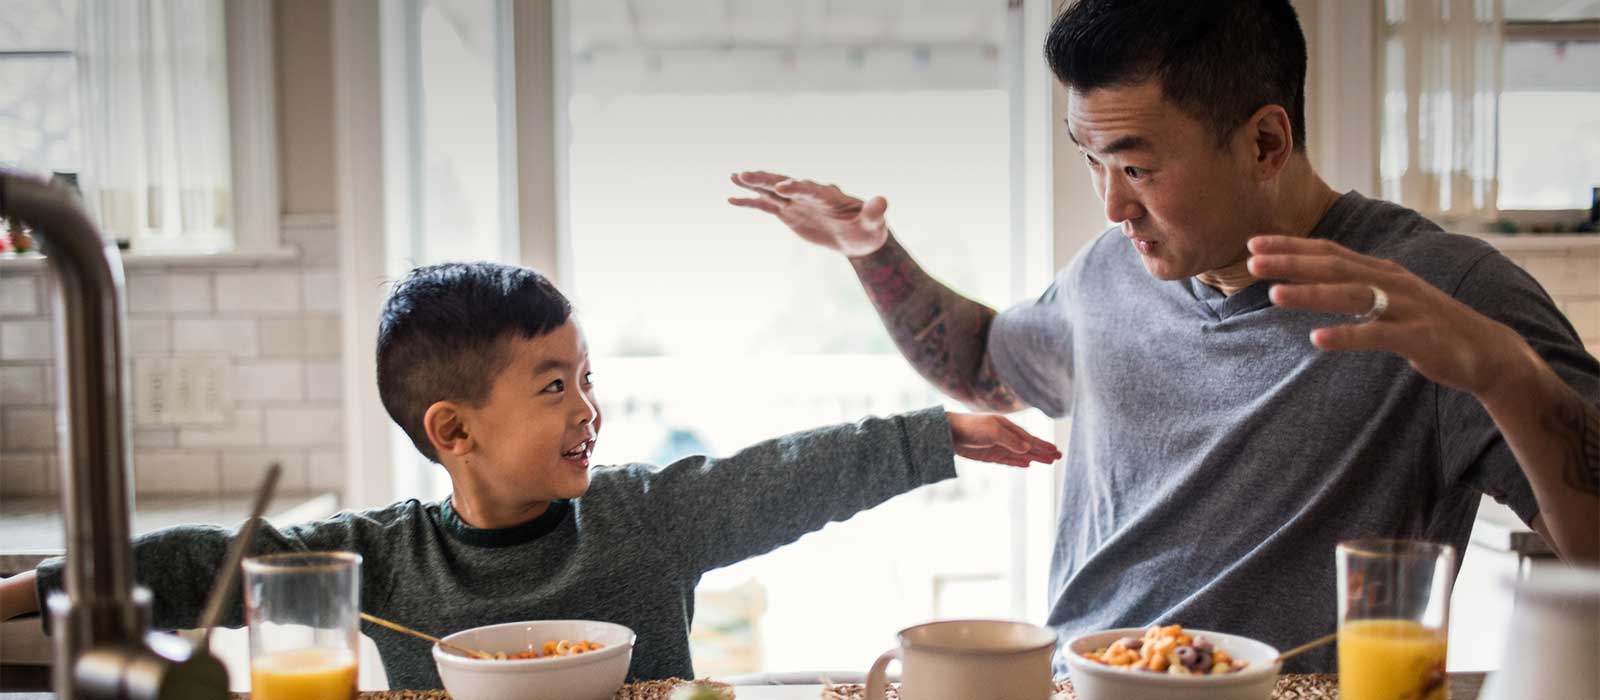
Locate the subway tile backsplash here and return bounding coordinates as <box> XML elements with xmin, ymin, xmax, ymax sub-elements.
<box><xmin>0</xmin><ymin>218</ymin><xmax>343</xmax><ymax>496</ymax></box>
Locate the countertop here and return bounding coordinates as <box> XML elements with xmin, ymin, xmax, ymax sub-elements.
<box><xmin>0</xmin><ymin>673</ymin><xmax>1491</xmax><ymax>699</ymax></box>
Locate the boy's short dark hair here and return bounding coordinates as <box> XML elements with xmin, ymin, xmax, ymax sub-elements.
<box><xmin>1045</xmin><ymin>0</ymin><xmax>1308</xmax><ymax>151</ymax></box>
<box><xmin>376</xmin><ymin>262</ymin><xmax>573</xmax><ymax>462</ymax></box>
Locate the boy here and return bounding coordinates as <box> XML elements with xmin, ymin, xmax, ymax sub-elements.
<box><xmin>0</xmin><ymin>261</ymin><xmax>1059</xmax><ymax>689</ymax></box>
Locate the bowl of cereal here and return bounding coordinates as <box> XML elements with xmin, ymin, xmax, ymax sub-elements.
<box><xmin>432</xmin><ymin>619</ymin><xmax>635</xmax><ymax>700</ymax></box>
<box><xmin>1065</xmin><ymin>625</ymin><xmax>1280</xmax><ymax>700</ymax></box>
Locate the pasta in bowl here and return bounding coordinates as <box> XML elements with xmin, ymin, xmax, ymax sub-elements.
<box><xmin>1065</xmin><ymin>626</ymin><xmax>1281</xmax><ymax>700</ymax></box>
<box><xmin>432</xmin><ymin>619</ymin><xmax>635</xmax><ymax>700</ymax></box>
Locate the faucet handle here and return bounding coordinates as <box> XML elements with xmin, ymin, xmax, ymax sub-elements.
<box><xmin>72</xmin><ymin>630</ymin><xmax>229</xmax><ymax>700</ymax></box>
<box><xmin>196</xmin><ymin>463</ymin><xmax>280</xmax><ymax>646</ymax></box>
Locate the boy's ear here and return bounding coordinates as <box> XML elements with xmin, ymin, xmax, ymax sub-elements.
<box><xmin>423</xmin><ymin>401</ymin><xmax>474</xmax><ymax>458</ymax></box>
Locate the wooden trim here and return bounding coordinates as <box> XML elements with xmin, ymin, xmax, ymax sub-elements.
<box><xmin>333</xmin><ymin>0</ymin><xmax>396</xmax><ymax>510</ymax></box>
<box><xmin>1504</xmin><ymin>20</ymin><xmax>1600</xmax><ymax>41</ymax></box>
<box><xmin>225</xmin><ymin>0</ymin><xmax>283</xmax><ymax>252</ymax></box>
<box><xmin>512</xmin><ymin>0</ymin><xmax>568</xmax><ymax>286</ymax></box>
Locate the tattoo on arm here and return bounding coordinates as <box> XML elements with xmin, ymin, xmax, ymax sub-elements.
<box><xmin>1541</xmin><ymin>396</ymin><xmax>1600</xmax><ymax>496</ymax></box>
<box><xmin>850</xmin><ymin>234</ymin><xmax>1025</xmax><ymax>412</ymax></box>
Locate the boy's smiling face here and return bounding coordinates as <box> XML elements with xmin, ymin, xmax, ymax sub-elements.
<box><xmin>453</xmin><ymin>319</ymin><xmax>601</xmax><ymax>501</ymax></box>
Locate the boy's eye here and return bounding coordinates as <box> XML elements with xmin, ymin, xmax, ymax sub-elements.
<box><xmin>582</xmin><ymin>371</ymin><xmax>594</xmax><ymax>386</ymax></box>
<box><xmin>542</xmin><ymin>379</ymin><xmax>564</xmax><ymax>394</ymax></box>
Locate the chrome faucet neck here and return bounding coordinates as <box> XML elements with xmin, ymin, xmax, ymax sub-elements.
<box><xmin>0</xmin><ymin>172</ymin><xmax>227</xmax><ymax>700</ymax></box>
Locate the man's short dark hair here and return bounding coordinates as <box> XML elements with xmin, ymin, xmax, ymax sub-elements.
<box><xmin>1045</xmin><ymin>0</ymin><xmax>1308</xmax><ymax>151</ymax></box>
<box><xmin>376</xmin><ymin>261</ymin><xmax>573</xmax><ymax>462</ymax></box>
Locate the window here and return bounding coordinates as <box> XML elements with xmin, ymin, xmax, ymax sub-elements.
<box><xmin>0</xmin><ymin>0</ymin><xmax>81</xmax><ymax>177</ymax></box>
<box><xmin>562</xmin><ymin>0</ymin><xmax>1038</xmax><ymax>676</ymax></box>
<box><xmin>0</xmin><ymin>0</ymin><xmax>262</xmax><ymax>254</ymax></box>
<box><xmin>1498</xmin><ymin>3</ymin><xmax>1600</xmax><ymax>211</ymax></box>
<box><xmin>1378</xmin><ymin>0</ymin><xmax>1599</xmax><ymax>219</ymax></box>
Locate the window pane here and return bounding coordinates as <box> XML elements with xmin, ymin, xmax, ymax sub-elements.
<box><xmin>0</xmin><ymin>57</ymin><xmax>80</xmax><ymax>176</ymax></box>
<box><xmin>1505</xmin><ymin>0</ymin><xmax>1600</xmax><ymax>21</ymax></box>
<box><xmin>565</xmin><ymin>0</ymin><xmax>1018</xmax><ymax>676</ymax></box>
<box><xmin>416</xmin><ymin>0</ymin><xmax>510</xmax><ymax>265</ymax></box>
<box><xmin>0</xmin><ymin>0</ymin><xmax>77</xmax><ymax>51</ymax></box>
<box><xmin>1498</xmin><ymin>40</ymin><xmax>1600</xmax><ymax>210</ymax></box>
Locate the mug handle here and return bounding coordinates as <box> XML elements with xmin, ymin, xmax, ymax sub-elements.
<box><xmin>865</xmin><ymin>647</ymin><xmax>900</xmax><ymax>700</ymax></box>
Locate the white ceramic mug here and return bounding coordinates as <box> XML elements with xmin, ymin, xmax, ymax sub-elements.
<box><xmin>865</xmin><ymin>619</ymin><xmax>1057</xmax><ymax>700</ymax></box>
<box><xmin>1480</xmin><ymin>566</ymin><xmax>1600</xmax><ymax>700</ymax></box>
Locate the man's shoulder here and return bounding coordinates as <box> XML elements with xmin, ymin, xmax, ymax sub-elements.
<box><xmin>1056</xmin><ymin>226</ymin><xmax>1139</xmax><ymax>289</ymax></box>
<box><xmin>1328</xmin><ymin>192</ymin><xmax>1500</xmax><ymax>287</ymax></box>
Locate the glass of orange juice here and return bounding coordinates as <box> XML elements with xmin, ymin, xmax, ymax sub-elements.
<box><xmin>243</xmin><ymin>552</ymin><xmax>362</xmax><ymax>700</ymax></box>
<box><xmin>1336</xmin><ymin>539</ymin><xmax>1454</xmax><ymax>700</ymax></box>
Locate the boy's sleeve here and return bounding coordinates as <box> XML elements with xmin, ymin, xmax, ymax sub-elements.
<box><xmin>34</xmin><ymin>510</ymin><xmax>391</xmax><ymax>633</ymax></box>
<box><xmin>627</xmin><ymin>406</ymin><xmax>956</xmax><ymax>576</ymax></box>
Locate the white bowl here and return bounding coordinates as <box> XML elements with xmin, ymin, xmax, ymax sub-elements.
<box><xmin>1064</xmin><ymin>628</ymin><xmax>1281</xmax><ymax>700</ymax></box>
<box><xmin>432</xmin><ymin>620</ymin><xmax>636</xmax><ymax>700</ymax></box>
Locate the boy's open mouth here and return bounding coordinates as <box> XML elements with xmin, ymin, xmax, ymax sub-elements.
<box><xmin>561</xmin><ymin>439</ymin><xmax>593</xmax><ymax>459</ymax></box>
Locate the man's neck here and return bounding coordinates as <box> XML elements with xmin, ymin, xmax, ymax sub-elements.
<box><xmin>1197</xmin><ymin>158</ymin><xmax>1341</xmax><ymax>296</ymax></box>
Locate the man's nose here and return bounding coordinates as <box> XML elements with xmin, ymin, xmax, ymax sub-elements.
<box><xmin>1103</xmin><ymin>174</ymin><xmax>1144</xmax><ymax>224</ymax></box>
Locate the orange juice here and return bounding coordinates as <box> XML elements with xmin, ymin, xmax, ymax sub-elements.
<box><xmin>1338</xmin><ymin>619</ymin><xmax>1448</xmax><ymax>700</ymax></box>
<box><xmin>251</xmin><ymin>647</ymin><xmax>358</xmax><ymax>700</ymax></box>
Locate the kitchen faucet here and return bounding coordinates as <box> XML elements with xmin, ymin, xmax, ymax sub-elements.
<box><xmin>0</xmin><ymin>172</ymin><xmax>228</xmax><ymax>699</ymax></box>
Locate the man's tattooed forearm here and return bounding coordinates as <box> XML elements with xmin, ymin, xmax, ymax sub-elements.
<box><xmin>850</xmin><ymin>235</ymin><xmax>1022</xmax><ymax>411</ymax></box>
<box><xmin>1541</xmin><ymin>397</ymin><xmax>1600</xmax><ymax>497</ymax></box>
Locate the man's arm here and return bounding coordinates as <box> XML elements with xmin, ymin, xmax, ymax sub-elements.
<box><xmin>1250</xmin><ymin>235</ymin><xmax>1600</xmax><ymax>564</ymax></box>
<box><xmin>729</xmin><ymin>171</ymin><xmax>1027</xmax><ymax>413</ymax></box>
<box><xmin>1480</xmin><ymin>352</ymin><xmax>1600</xmax><ymax>561</ymax></box>
<box><xmin>847</xmin><ymin>234</ymin><xmax>1027</xmax><ymax>413</ymax></box>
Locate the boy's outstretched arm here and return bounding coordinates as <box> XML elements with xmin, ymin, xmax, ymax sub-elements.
<box><xmin>0</xmin><ymin>570</ymin><xmax>39</xmax><ymax>620</ymax></box>
<box><xmin>620</xmin><ymin>408</ymin><xmax>1058</xmax><ymax>578</ymax></box>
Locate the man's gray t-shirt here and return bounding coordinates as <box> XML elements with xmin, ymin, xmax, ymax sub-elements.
<box><xmin>988</xmin><ymin>191</ymin><xmax>1599</xmax><ymax>673</ymax></box>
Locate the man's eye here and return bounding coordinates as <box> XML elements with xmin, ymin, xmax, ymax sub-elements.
<box><xmin>1124</xmin><ymin>166</ymin><xmax>1146</xmax><ymax>179</ymax></box>
<box><xmin>543</xmin><ymin>379</ymin><xmax>565</xmax><ymax>394</ymax></box>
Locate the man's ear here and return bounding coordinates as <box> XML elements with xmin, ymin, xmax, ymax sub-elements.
<box><xmin>1243</xmin><ymin>103</ymin><xmax>1294</xmax><ymax>181</ymax></box>
<box><xmin>423</xmin><ymin>401</ymin><xmax>474</xmax><ymax>458</ymax></box>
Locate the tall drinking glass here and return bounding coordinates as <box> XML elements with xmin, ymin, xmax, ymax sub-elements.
<box><xmin>243</xmin><ymin>552</ymin><xmax>362</xmax><ymax>700</ymax></box>
<box><xmin>1336</xmin><ymin>539</ymin><xmax>1454</xmax><ymax>700</ymax></box>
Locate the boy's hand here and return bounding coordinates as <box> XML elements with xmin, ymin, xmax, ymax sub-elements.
<box><xmin>948</xmin><ymin>412</ymin><xmax>1061</xmax><ymax>468</ymax></box>
<box><xmin>0</xmin><ymin>571</ymin><xmax>40</xmax><ymax>621</ymax></box>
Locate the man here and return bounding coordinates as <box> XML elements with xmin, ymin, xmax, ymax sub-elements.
<box><xmin>728</xmin><ymin>0</ymin><xmax>1599</xmax><ymax>673</ymax></box>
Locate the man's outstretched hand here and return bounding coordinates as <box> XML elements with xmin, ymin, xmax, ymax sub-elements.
<box><xmin>728</xmin><ymin>171</ymin><xmax>891</xmax><ymax>258</ymax></box>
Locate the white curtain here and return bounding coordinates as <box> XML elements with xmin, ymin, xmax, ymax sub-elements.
<box><xmin>77</xmin><ymin>0</ymin><xmax>232</xmax><ymax>253</ymax></box>
<box><xmin>1380</xmin><ymin>0</ymin><xmax>1502</xmax><ymax>220</ymax></box>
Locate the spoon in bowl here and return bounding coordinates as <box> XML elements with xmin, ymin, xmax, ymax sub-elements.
<box><xmin>1273</xmin><ymin>632</ymin><xmax>1338</xmax><ymax>665</ymax></box>
<box><xmin>360</xmin><ymin>612</ymin><xmax>498</xmax><ymax>660</ymax></box>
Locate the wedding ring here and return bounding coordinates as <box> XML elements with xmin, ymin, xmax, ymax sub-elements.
<box><xmin>1353</xmin><ymin>285</ymin><xmax>1388</xmax><ymax>323</ymax></box>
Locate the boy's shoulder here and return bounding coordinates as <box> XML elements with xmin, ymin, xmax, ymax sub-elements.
<box><xmin>287</xmin><ymin>498</ymin><xmax>437</xmax><ymax>537</ymax></box>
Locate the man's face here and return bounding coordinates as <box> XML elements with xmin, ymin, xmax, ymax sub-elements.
<box><xmin>461</xmin><ymin>319</ymin><xmax>602</xmax><ymax>501</ymax></box>
<box><xmin>1067</xmin><ymin>80</ymin><xmax>1261</xmax><ymax>280</ymax></box>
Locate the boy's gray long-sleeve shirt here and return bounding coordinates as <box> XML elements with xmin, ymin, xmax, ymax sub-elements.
<box><xmin>36</xmin><ymin>407</ymin><xmax>957</xmax><ymax>689</ymax></box>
